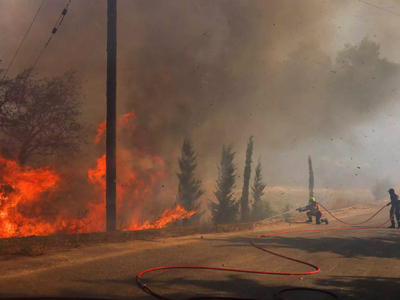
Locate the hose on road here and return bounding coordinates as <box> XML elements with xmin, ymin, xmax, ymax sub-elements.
<box><xmin>137</xmin><ymin>204</ymin><xmax>391</xmax><ymax>300</ymax></box>
<box><xmin>318</xmin><ymin>202</ymin><xmax>387</xmax><ymax>226</ymax></box>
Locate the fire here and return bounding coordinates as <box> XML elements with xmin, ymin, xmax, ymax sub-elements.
<box><xmin>86</xmin><ymin>149</ymin><xmax>169</xmax><ymax>232</ymax></box>
<box><xmin>0</xmin><ymin>153</ymin><xmax>60</xmax><ymax>238</ymax></box>
<box><xmin>95</xmin><ymin>111</ymin><xmax>136</xmax><ymax>144</ymax></box>
<box><xmin>88</xmin><ymin>155</ymin><xmax>107</xmax><ymax>190</ymax></box>
<box><xmin>134</xmin><ymin>204</ymin><xmax>198</xmax><ymax>230</ymax></box>
<box><xmin>0</xmin><ymin>111</ymin><xmax>198</xmax><ymax>239</ymax></box>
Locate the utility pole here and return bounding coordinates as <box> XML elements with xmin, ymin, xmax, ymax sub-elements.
<box><xmin>106</xmin><ymin>0</ymin><xmax>117</xmax><ymax>231</ymax></box>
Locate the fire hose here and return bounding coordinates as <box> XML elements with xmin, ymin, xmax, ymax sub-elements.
<box><xmin>137</xmin><ymin>204</ymin><xmax>392</xmax><ymax>300</ymax></box>
<box><xmin>317</xmin><ymin>202</ymin><xmax>387</xmax><ymax>226</ymax></box>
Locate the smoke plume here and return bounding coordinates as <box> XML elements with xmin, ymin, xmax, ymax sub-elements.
<box><xmin>1</xmin><ymin>0</ymin><xmax>400</xmax><ymax>193</ymax></box>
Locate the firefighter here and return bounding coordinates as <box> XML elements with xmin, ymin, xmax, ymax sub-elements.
<box><xmin>297</xmin><ymin>197</ymin><xmax>328</xmax><ymax>225</ymax></box>
<box><xmin>387</xmin><ymin>188</ymin><xmax>400</xmax><ymax>228</ymax></box>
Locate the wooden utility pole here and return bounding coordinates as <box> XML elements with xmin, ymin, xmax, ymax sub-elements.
<box><xmin>106</xmin><ymin>0</ymin><xmax>117</xmax><ymax>231</ymax></box>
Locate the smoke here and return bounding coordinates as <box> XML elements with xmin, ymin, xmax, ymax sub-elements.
<box><xmin>1</xmin><ymin>0</ymin><xmax>400</xmax><ymax>193</ymax></box>
<box><xmin>372</xmin><ymin>177</ymin><xmax>394</xmax><ymax>200</ymax></box>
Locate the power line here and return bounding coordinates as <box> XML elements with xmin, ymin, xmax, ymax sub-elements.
<box><xmin>359</xmin><ymin>0</ymin><xmax>400</xmax><ymax>18</ymax></box>
<box><xmin>31</xmin><ymin>0</ymin><xmax>72</xmax><ymax>71</ymax></box>
<box><xmin>2</xmin><ymin>0</ymin><xmax>45</xmax><ymax>79</ymax></box>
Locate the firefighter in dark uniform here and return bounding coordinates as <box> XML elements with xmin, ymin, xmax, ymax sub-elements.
<box><xmin>387</xmin><ymin>188</ymin><xmax>400</xmax><ymax>228</ymax></box>
<box><xmin>297</xmin><ymin>197</ymin><xmax>328</xmax><ymax>225</ymax></box>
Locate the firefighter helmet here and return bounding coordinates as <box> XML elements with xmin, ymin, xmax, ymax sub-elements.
<box><xmin>309</xmin><ymin>197</ymin><xmax>316</xmax><ymax>202</ymax></box>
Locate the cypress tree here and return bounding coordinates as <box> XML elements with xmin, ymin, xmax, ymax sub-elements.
<box><xmin>177</xmin><ymin>139</ymin><xmax>205</xmax><ymax>222</ymax></box>
<box><xmin>208</xmin><ymin>145</ymin><xmax>239</xmax><ymax>224</ymax></box>
<box><xmin>251</xmin><ymin>159</ymin><xmax>271</xmax><ymax>221</ymax></box>
<box><xmin>308</xmin><ymin>156</ymin><xmax>314</xmax><ymax>198</ymax></box>
<box><xmin>240</xmin><ymin>136</ymin><xmax>253</xmax><ymax>222</ymax></box>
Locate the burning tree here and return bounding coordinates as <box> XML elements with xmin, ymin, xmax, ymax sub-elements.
<box><xmin>208</xmin><ymin>145</ymin><xmax>239</xmax><ymax>225</ymax></box>
<box><xmin>240</xmin><ymin>136</ymin><xmax>253</xmax><ymax>222</ymax></box>
<box><xmin>0</xmin><ymin>69</ymin><xmax>84</xmax><ymax>165</ymax></box>
<box><xmin>176</xmin><ymin>138</ymin><xmax>205</xmax><ymax>224</ymax></box>
<box><xmin>308</xmin><ymin>156</ymin><xmax>314</xmax><ymax>198</ymax></box>
<box><xmin>0</xmin><ymin>109</ymin><xmax>197</xmax><ymax>238</ymax></box>
<box><xmin>251</xmin><ymin>159</ymin><xmax>272</xmax><ymax>221</ymax></box>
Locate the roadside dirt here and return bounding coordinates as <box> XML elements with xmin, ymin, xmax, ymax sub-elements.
<box><xmin>0</xmin><ymin>200</ymin><xmax>387</xmax><ymax>261</ymax></box>
<box><xmin>0</xmin><ymin>204</ymin><xmax>396</xmax><ymax>300</ymax></box>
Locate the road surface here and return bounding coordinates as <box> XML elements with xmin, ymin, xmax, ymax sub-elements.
<box><xmin>0</xmin><ymin>207</ymin><xmax>399</xmax><ymax>300</ymax></box>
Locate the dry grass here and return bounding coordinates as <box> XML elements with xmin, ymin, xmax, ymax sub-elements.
<box><xmin>2</xmin><ymin>242</ymin><xmax>47</xmax><ymax>257</ymax></box>
<box><xmin>0</xmin><ymin>221</ymin><xmax>255</xmax><ymax>260</ymax></box>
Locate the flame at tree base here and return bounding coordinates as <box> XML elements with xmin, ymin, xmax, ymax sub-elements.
<box><xmin>0</xmin><ymin>111</ymin><xmax>199</xmax><ymax>239</ymax></box>
<box><xmin>0</xmin><ymin>153</ymin><xmax>198</xmax><ymax>238</ymax></box>
<box><xmin>131</xmin><ymin>204</ymin><xmax>198</xmax><ymax>231</ymax></box>
<box><xmin>0</xmin><ymin>153</ymin><xmax>61</xmax><ymax>238</ymax></box>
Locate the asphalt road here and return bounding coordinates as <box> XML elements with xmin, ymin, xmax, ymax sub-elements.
<box><xmin>1</xmin><ymin>207</ymin><xmax>399</xmax><ymax>300</ymax></box>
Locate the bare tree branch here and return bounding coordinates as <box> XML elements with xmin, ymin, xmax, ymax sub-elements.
<box><xmin>0</xmin><ymin>68</ymin><xmax>85</xmax><ymax>165</ymax></box>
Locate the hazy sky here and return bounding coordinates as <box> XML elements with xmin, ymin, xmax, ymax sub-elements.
<box><xmin>1</xmin><ymin>0</ymin><xmax>400</xmax><ymax>192</ymax></box>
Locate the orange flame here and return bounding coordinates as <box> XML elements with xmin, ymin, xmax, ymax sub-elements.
<box><xmin>86</xmin><ymin>147</ymin><xmax>169</xmax><ymax>232</ymax></box>
<box><xmin>0</xmin><ymin>153</ymin><xmax>60</xmax><ymax>238</ymax></box>
<box><xmin>133</xmin><ymin>204</ymin><xmax>198</xmax><ymax>230</ymax></box>
<box><xmin>88</xmin><ymin>155</ymin><xmax>106</xmax><ymax>190</ymax></box>
<box><xmin>0</xmin><ymin>110</ymin><xmax>197</xmax><ymax>239</ymax></box>
<box><xmin>95</xmin><ymin>111</ymin><xmax>136</xmax><ymax>144</ymax></box>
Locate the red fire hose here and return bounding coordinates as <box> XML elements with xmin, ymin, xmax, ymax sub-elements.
<box><xmin>317</xmin><ymin>202</ymin><xmax>387</xmax><ymax>226</ymax></box>
<box><xmin>137</xmin><ymin>204</ymin><xmax>391</xmax><ymax>300</ymax></box>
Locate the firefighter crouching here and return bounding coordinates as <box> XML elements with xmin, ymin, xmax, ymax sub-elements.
<box><xmin>297</xmin><ymin>197</ymin><xmax>329</xmax><ymax>225</ymax></box>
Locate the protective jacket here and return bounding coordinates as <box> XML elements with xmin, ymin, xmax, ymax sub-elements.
<box><xmin>388</xmin><ymin>192</ymin><xmax>400</xmax><ymax>228</ymax></box>
<box><xmin>389</xmin><ymin>193</ymin><xmax>400</xmax><ymax>206</ymax></box>
<box><xmin>305</xmin><ymin>202</ymin><xmax>322</xmax><ymax>215</ymax></box>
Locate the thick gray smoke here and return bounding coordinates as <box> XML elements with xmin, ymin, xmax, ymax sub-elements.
<box><xmin>1</xmin><ymin>0</ymin><xmax>400</xmax><ymax>192</ymax></box>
